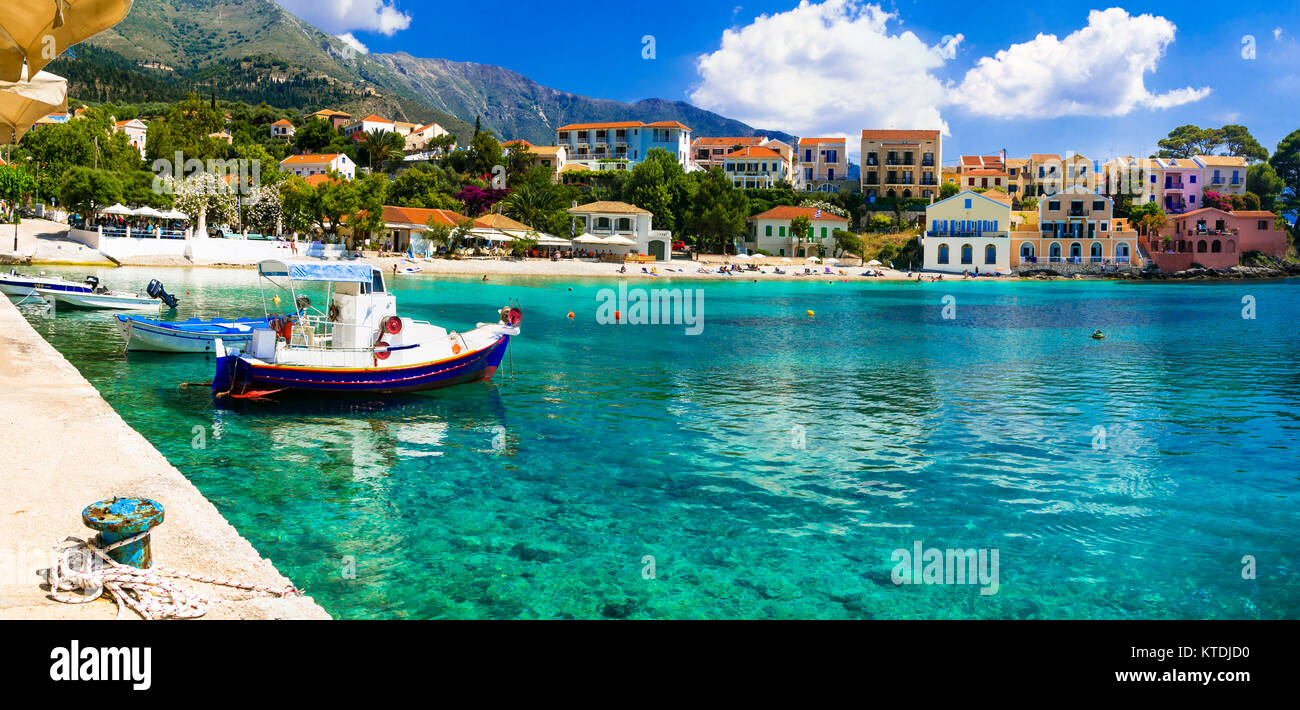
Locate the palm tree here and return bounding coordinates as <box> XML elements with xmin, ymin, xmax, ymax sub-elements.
<box><xmin>501</xmin><ymin>182</ymin><xmax>563</xmax><ymax>231</ymax></box>
<box><xmin>360</xmin><ymin>129</ymin><xmax>404</xmax><ymax>172</ymax></box>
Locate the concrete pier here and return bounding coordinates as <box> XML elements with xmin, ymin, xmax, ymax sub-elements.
<box><xmin>0</xmin><ymin>296</ymin><xmax>330</xmax><ymax>619</ymax></box>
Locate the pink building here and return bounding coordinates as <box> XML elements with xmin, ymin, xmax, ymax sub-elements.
<box><xmin>1144</xmin><ymin>208</ymin><xmax>1286</xmax><ymax>270</ymax></box>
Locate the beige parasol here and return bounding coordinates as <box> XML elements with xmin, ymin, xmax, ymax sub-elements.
<box><xmin>0</xmin><ymin>67</ymin><xmax>67</xmax><ymax>145</ymax></box>
<box><xmin>0</xmin><ymin>1</ymin><xmax>134</xmax><ymax>82</ymax></box>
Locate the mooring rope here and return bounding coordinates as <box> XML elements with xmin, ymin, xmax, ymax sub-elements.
<box><xmin>47</xmin><ymin>533</ymin><xmax>302</xmax><ymax>620</ymax></box>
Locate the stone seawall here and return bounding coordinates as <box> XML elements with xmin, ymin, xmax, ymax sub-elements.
<box><xmin>0</xmin><ymin>296</ymin><xmax>330</xmax><ymax>620</ymax></box>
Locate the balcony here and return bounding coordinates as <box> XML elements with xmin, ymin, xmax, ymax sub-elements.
<box><xmin>922</xmin><ymin>159</ymin><xmax>935</xmax><ymax>167</ymax></box>
<box><xmin>1230</xmin><ymin>177</ymin><xmax>1241</xmax><ymax>185</ymax></box>
<box><xmin>863</xmin><ymin>177</ymin><xmax>880</xmax><ymax>185</ymax></box>
<box><xmin>919</xmin><ymin>178</ymin><xmax>937</xmax><ymax>186</ymax></box>
<box><xmin>886</xmin><ymin>159</ymin><xmax>914</xmax><ymax>166</ymax></box>
<box><xmin>1210</xmin><ymin>175</ymin><xmax>1225</xmax><ymax>185</ymax></box>
<box><xmin>1069</xmin><ymin>208</ymin><xmax>1087</xmax><ymax>216</ymax></box>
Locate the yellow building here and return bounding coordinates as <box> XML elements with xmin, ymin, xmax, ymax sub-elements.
<box><xmin>860</xmin><ymin>129</ymin><xmax>941</xmax><ymax>200</ymax></box>
<box><xmin>1011</xmin><ymin>185</ymin><xmax>1136</xmax><ymax>267</ymax></box>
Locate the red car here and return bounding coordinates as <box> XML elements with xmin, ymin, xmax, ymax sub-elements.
<box><xmin>672</xmin><ymin>241</ymin><xmax>687</xmax><ymax>251</ymax></box>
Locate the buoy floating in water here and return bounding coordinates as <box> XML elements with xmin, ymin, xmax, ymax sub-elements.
<box><xmin>567</xmin><ymin>311</ymin><xmax>574</xmax><ymax>319</ymax></box>
<box><xmin>806</xmin><ymin>310</ymin><xmax>815</xmax><ymax>318</ymax></box>
<box><xmin>272</xmin><ymin>294</ymin><xmax>281</xmax><ymax>304</ymax></box>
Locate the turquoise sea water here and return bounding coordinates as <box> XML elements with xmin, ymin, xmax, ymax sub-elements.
<box><xmin>15</xmin><ymin>266</ymin><xmax>1300</xmax><ymax>619</ymax></box>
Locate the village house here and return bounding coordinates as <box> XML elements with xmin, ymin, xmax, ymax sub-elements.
<box><xmin>744</xmin><ymin>205</ymin><xmax>849</xmax><ymax>258</ymax></box>
<box><xmin>279</xmin><ymin>153</ymin><xmax>356</xmax><ymax>180</ymax></box>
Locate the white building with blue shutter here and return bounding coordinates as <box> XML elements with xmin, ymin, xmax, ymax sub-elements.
<box><xmin>920</xmin><ymin>190</ymin><xmax>1012</xmax><ymax>273</ymax></box>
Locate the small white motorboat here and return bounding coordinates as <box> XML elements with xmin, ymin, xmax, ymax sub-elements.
<box><xmin>0</xmin><ymin>269</ymin><xmax>95</xmax><ymax>298</ymax></box>
<box><xmin>117</xmin><ymin>315</ymin><xmax>271</xmax><ymax>353</ymax></box>
<box><xmin>36</xmin><ymin>278</ymin><xmax>180</xmax><ymax>311</ymax></box>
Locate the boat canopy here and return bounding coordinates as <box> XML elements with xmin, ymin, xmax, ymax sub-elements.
<box><xmin>258</xmin><ymin>260</ymin><xmax>377</xmax><ymax>284</ymax></box>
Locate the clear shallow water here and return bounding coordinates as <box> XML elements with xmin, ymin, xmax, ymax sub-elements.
<box><xmin>16</xmin><ymin>266</ymin><xmax>1300</xmax><ymax>619</ymax></box>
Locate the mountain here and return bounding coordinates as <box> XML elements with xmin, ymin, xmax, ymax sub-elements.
<box><xmin>367</xmin><ymin>52</ymin><xmax>794</xmax><ymax>146</ymax></box>
<box><xmin>72</xmin><ymin>0</ymin><xmax>788</xmax><ymax>145</ymax></box>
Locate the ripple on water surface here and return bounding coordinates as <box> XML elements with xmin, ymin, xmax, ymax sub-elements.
<box><xmin>18</xmin><ymin>268</ymin><xmax>1300</xmax><ymax>619</ymax></box>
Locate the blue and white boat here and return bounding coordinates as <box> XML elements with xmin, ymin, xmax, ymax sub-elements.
<box><xmin>0</xmin><ymin>269</ymin><xmax>94</xmax><ymax>298</ymax></box>
<box><xmin>116</xmin><ymin>315</ymin><xmax>271</xmax><ymax>353</ymax></box>
<box><xmin>212</xmin><ymin>259</ymin><xmax>520</xmax><ymax>399</ymax></box>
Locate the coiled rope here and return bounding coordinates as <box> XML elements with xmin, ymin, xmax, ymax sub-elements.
<box><xmin>47</xmin><ymin>533</ymin><xmax>302</xmax><ymax>620</ymax></box>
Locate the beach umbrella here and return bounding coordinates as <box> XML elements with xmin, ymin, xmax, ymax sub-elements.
<box><xmin>823</xmin><ymin>257</ymin><xmax>838</xmax><ymax>264</ymax></box>
<box><xmin>866</xmin><ymin>259</ymin><xmax>882</xmax><ymax>267</ymax></box>
<box><xmin>807</xmin><ymin>256</ymin><xmax>821</xmax><ymax>263</ymax></box>
<box><xmin>132</xmin><ymin>205</ymin><xmax>164</xmax><ymax>218</ymax></box>
<box><xmin>780</xmin><ymin>257</ymin><xmax>792</xmax><ymax>263</ymax></box>
<box><xmin>0</xmin><ymin>67</ymin><xmax>65</xmax><ymax>144</ymax></box>
<box><xmin>603</xmin><ymin>235</ymin><xmax>637</xmax><ymax>246</ymax></box>
<box><xmin>572</xmin><ymin>233</ymin><xmax>605</xmax><ymax>244</ymax></box>
<box><xmin>160</xmin><ymin>209</ymin><xmax>189</xmax><ymax>220</ymax></box>
<box><xmin>101</xmin><ymin>203</ymin><xmax>132</xmax><ymax>215</ymax></box>
<box><xmin>0</xmin><ymin>1</ymin><xmax>135</xmax><ymax>83</ymax></box>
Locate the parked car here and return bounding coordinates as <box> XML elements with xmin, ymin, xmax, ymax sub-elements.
<box><xmin>672</xmin><ymin>241</ymin><xmax>688</xmax><ymax>251</ymax></box>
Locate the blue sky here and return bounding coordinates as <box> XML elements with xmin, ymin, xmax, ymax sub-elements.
<box><xmin>274</xmin><ymin>1</ymin><xmax>1300</xmax><ymax>164</ymax></box>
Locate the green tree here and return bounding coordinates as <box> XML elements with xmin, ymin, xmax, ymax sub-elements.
<box><xmin>687</xmin><ymin>167</ymin><xmax>748</xmax><ymax>254</ymax></box>
<box><xmin>501</xmin><ymin>180</ymin><xmax>564</xmax><ymax>231</ymax></box>
<box><xmin>508</xmin><ymin>231</ymin><xmax>540</xmax><ymax>258</ymax></box>
<box><xmin>1156</xmin><ymin>125</ymin><xmax>1222</xmax><ymax>158</ymax></box>
<box><xmin>469</xmin><ymin>129</ymin><xmax>503</xmax><ymax>177</ymax></box>
<box><xmin>1246</xmin><ymin>162</ymin><xmax>1286</xmax><ymax>211</ymax></box>
<box><xmin>939</xmin><ymin>182</ymin><xmax>960</xmax><ymax>199</ymax></box>
<box><xmin>293</xmin><ymin>117</ymin><xmax>339</xmax><ymax>154</ymax></box>
<box><xmin>832</xmin><ymin>228</ymin><xmax>862</xmax><ymax>258</ymax></box>
<box><xmin>0</xmin><ymin>166</ymin><xmax>36</xmax><ymax>215</ymax></box>
<box><xmin>1219</xmin><ymin>125</ymin><xmax>1269</xmax><ymax>163</ymax></box>
<box><xmin>623</xmin><ymin>148</ymin><xmax>692</xmax><ymax>233</ymax></box>
<box><xmin>359</xmin><ymin>129</ymin><xmax>404</xmax><ymax>173</ymax></box>
<box><xmin>789</xmin><ymin>214</ymin><xmax>812</xmax><ymax>246</ymax></box>
<box><xmin>58</xmin><ymin>167</ymin><xmax>123</xmax><ymax>216</ymax></box>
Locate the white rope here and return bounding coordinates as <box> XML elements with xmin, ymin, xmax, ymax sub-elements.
<box><xmin>47</xmin><ymin>532</ymin><xmax>302</xmax><ymax>620</ymax></box>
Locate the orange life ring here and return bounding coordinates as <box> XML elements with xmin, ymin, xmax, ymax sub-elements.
<box><xmin>452</xmin><ymin>343</ymin><xmax>462</xmax><ymax>355</ymax></box>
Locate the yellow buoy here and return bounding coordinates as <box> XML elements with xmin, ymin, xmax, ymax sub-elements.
<box><xmin>272</xmin><ymin>295</ymin><xmax>281</xmax><ymax>304</ymax></box>
<box><xmin>806</xmin><ymin>310</ymin><xmax>815</xmax><ymax>317</ymax></box>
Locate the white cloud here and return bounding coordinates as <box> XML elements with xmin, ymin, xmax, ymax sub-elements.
<box><xmin>1274</xmin><ymin>27</ymin><xmax>1283</xmax><ymax>41</ymax></box>
<box><xmin>689</xmin><ymin>0</ymin><xmax>956</xmax><ymax>140</ymax></box>
<box><xmin>275</xmin><ymin>1</ymin><xmax>411</xmax><ymax>36</ymax></box>
<box><xmin>950</xmin><ymin>8</ymin><xmax>1209</xmax><ymax>119</ymax></box>
<box><xmin>336</xmin><ymin>33</ymin><xmax>369</xmax><ymax>54</ymax></box>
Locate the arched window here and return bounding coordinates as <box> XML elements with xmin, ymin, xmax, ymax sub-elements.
<box><xmin>1211</xmin><ymin>240</ymin><xmax>1222</xmax><ymax>253</ymax></box>
<box><xmin>1116</xmin><ymin>242</ymin><xmax>1130</xmax><ymax>261</ymax></box>
<box><xmin>902</xmin><ymin>189</ymin><xmax>912</xmax><ymax>198</ymax></box>
<box><xmin>1020</xmin><ymin>242</ymin><xmax>1035</xmax><ymax>258</ymax></box>
<box><xmin>1197</xmin><ymin>240</ymin><xmax>1207</xmax><ymax>253</ymax></box>
<box><xmin>937</xmin><ymin>244</ymin><xmax>950</xmax><ymax>264</ymax></box>
<box><xmin>960</xmin><ymin>244</ymin><xmax>973</xmax><ymax>264</ymax></box>
<box><xmin>1049</xmin><ymin>242</ymin><xmax>1062</xmax><ymax>260</ymax></box>
<box><xmin>1226</xmin><ymin>239</ymin><xmax>1236</xmax><ymax>253</ymax></box>
<box><xmin>886</xmin><ymin>189</ymin><xmax>897</xmax><ymax>198</ymax></box>
<box><xmin>985</xmin><ymin>244</ymin><xmax>997</xmax><ymax>264</ymax></box>
<box><xmin>595</xmin><ymin>217</ymin><xmax>611</xmax><ymax>231</ymax></box>
<box><xmin>1069</xmin><ymin>242</ymin><xmax>1082</xmax><ymax>259</ymax></box>
<box><xmin>1090</xmin><ymin>242</ymin><xmax>1103</xmax><ymax>262</ymax></box>
<box><xmin>616</xmin><ymin>218</ymin><xmax>632</xmax><ymax>232</ymax></box>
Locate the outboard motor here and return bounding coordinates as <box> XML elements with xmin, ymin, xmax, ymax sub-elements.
<box><xmin>84</xmin><ymin>275</ymin><xmax>100</xmax><ymax>291</ymax></box>
<box><xmin>147</xmin><ymin>279</ymin><xmax>180</xmax><ymax>309</ymax></box>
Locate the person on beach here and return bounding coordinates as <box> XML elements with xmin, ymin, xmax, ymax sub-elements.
<box><xmin>482</xmin><ymin>275</ymin><xmax>489</xmax><ymax>281</ymax></box>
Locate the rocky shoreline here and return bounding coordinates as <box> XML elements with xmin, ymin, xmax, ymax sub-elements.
<box><xmin>1019</xmin><ymin>256</ymin><xmax>1300</xmax><ymax>281</ymax></box>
